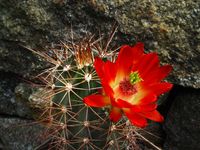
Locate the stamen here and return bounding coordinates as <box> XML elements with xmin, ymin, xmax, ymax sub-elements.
<box><xmin>129</xmin><ymin>71</ymin><xmax>143</xmax><ymax>84</ymax></box>
<box><xmin>119</xmin><ymin>79</ymin><xmax>137</xmax><ymax>95</ymax></box>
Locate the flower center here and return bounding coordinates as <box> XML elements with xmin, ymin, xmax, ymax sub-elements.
<box><xmin>119</xmin><ymin>79</ymin><xmax>137</xmax><ymax>96</ymax></box>
<box><xmin>129</xmin><ymin>71</ymin><xmax>143</xmax><ymax>84</ymax></box>
<box><xmin>118</xmin><ymin>71</ymin><xmax>142</xmax><ymax>96</ymax></box>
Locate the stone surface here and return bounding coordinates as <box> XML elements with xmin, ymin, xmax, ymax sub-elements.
<box><xmin>163</xmin><ymin>86</ymin><xmax>200</xmax><ymax>150</ymax></box>
<box><xmin>0</xmin><ymin>72</ymin><xmax>33</xmax><ymax>118</ymax></box>
<box><xmin>0</xmin><ymin>72</ymin><xmax>56</xmax><ymax>149</ymax></box>
<box><xmin>0</xmin><ymin>117</ymin><xmax>45</xmax><ymax>150</ymax></box>
<box><xmin>88</xmin><ymin>0</ymin><xmax>200</xmax><ymax>88</ymax></box>
<box><xmin>0</xmin><ymin>0</ymin><xmax>115</xmax><ymax>77</ymax></box>
<box><xmin>0</xmin><ymin>0</ymin><xmax>199</xmax><ymax>87</ymax></box>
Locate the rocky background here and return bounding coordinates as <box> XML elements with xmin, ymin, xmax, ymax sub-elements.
<box><xmin>0</xmin><ymin>0</ymin><xmax>199</xmax><ymax>149</ymax></box>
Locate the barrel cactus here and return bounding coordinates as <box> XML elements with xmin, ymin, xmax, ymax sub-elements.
<box><xmin>28</xmin><ymin>30</ymin><xmax>172</xmax><ymax>150</ymax></box>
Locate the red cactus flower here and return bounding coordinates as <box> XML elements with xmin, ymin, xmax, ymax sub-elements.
<box><xmin>83</xmin><ymin>43</ymin><xmax>173</xmax><ymax>127</ymax></box>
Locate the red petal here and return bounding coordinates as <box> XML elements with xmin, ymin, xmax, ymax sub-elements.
<box><xmin>131</xmin><ymin>103</ymin><xmax>157</xmax><ymax>112</ymax></box>
<box><xmin>110</xmin><ymin>107</ymin><xmax>122</xmax><ymax>122</ymax></box>
<box><xmin>132</xmin><ymin>42</ymin><xmax>144</xmax><ymax>56</ymax></box>
<box><xmin>116</xmin><ymin>99</ymin><xmax>157</xmax><ymax>111</ymax></box>
<box><xmin>83</xmin><ymin>94</ymin><xmax>110</xmax><ymax>107</ymax></box>
<box><xmin>116</xmin><ymin>99</ymin><xmax>133</xmax><ymax>108</ymax></box>
<box><xmin>145</xmin><ymin>65</ymin><xmax>172</xmax><ymax>83</ymax></box>
<box><xmin>131</xmin><ymin>42</ymin><xmax>145</xmax><ymax>64</ymax></box>
<box><xmin>103</xmin><ymin>60</ymin><xmax>116</xmax><ymax>84</ymax></box>
<box><xmin>155</xmin><ymin>65</ymin><xmax>173</xmax><ymax>81</ymax></box>
<box><xmin>101</xmin><ymin>81</ymin><xmax>114</xmax><ymax>97</ymax></box>
<box><xmin>124</xmin><ymin>109</ymin><xmax>147</xmax><ymax>128</ymax></box>
<box><xmin>94</xmin><ymin>57</ymin><xmax>104</xmax><ymax>80</ymax></box>
<box><xmin>95</xmin><ymin>57</ymin><xmax>116</xmax><ymax>83</ymax></box>
<box><xmin>115</xmin><ymin>43</ymin><xmax>144</xmax><ymax>78</ymax></box>
<box><xmin>134</xmin><ymin>53</ymin><xmax>159</xmax><ymax>78</ymax></box>
<box><xmin>149</xmin><ymin>82</ymin><xmax>173</xmax><ymax>95</ymax></box>
<box><xmin>140</xmin><ymin>110</ymin><xmax>164</xmax><ymax>122</ymax></box>
<box><xmin>94</xmin><ymin>57</ymin><xmax>116</xmax><ymax>95</ymax></box>
<box><xmin>94</xmin><ymin>57</ymin><xmax>116</xmax><ymax>97</ymax></box>
<box><xmin>138</xmin><ymin>93</ymin><xmax>157</xmax><ymax>105</ymax></box>
<box><xmin>110</xmin><ymin>96</ymin><xmax>120</xmax><ymax>107</ymax></box>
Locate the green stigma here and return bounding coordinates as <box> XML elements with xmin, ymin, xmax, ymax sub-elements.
<box><xmin>129</xmin><ymin>71</ymin><xmax>143</xmax><ymax>84</ymax></box>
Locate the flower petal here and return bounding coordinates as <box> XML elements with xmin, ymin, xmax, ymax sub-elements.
<box><xmin>145</xmin><ymin>65</ymin><xmax>172</xmax><ymax>83</ymax></box>
<box><xmin>124</xmin><ymin>109</ymin><xmax>147</xmax><ymax>128</ymax></box>
<box><xmin>140</xmin><ymin>110</ymin><xmax>164</xmax><ymax>122</ymax></box>
<box><xmin>101</xmin><ymin>81</ymin><xmax>114</xmax><ymax>97</ymax></box>
<box><xmin>133</xmin><ymin>53</ymin><xmax>159</xmax><ymax>78</ymax></box>
<box><xmin>94</xmin><ymin>57</ymin><xmax>104</xmax><ymax>80</ymax></box>
<box><xmin>115</xmin><ymin>43</ymin><xmax>144</xmax><ymax>81</ymax></box>
<box><xmin>131</xmin><ymin>103</ymin><xmax>158</xmax><ymax>112</ymax></box>
<box><xmin>83</xmin><ymin>94</ymin><xmax>110</xmax><ymax>107</ymax></box>
<box><xmin>149</xmin><ymin>82</ymin><xmax>173</xmax><ymax>95</ymax></box>
<box><xmin>104</xmin><ymin>60</ymin><xmax>116</xmax><ymax>84</ymax></box>
<box><xmin>116</xmin><ymin>99</ymin><xmax>134</xmax><ymax>108</ymax></box>
<box><xmin>94</xmin><ymin>57</ymin><xmax>116</xmax><ymax>97</ymax></box>
<box><xmin>110</xmin><ymin>107</ymin><xmax>122</xmax><ymax>122</ymax></box>
<box><xmin>94</xmin><ymin>57</ymin><xmax>116</xmax><ymax>82</ymax></box>
<box><xmin>132</xmin><ymin>42</ymin><xmax>145</xmax><ymax>64</ymax></box>
<box><xmin>112</xmin><ymin>85</ymin><xmax>136</xmax><ymax>104</ymax></box>
<box><xmin>138</xmin><ymin>93</ymin><xmax>157</xmax><ymax>105</ymax></box>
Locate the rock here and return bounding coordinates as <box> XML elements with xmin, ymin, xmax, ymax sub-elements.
<box><xmin>0</xmin><ymin>72</ymin><xmax>33</xmax><ymax>118</ymax></box>
<box><xmin>1</xmin><ymin>0</ymin><xmax>199</xmax><ymax>88</ymax></box>
<box><xmin>0</xmin><ymin>0</ymin><xmax>114</xmax><ymax>77</ymax></box>
<box><xmin>163</xmin><ymin>86</ymin><xmax>200</xmax><ymax>150</ymax></box>
<box><xmin>87</xmin><ymin>0</ymin><xmax>200</xmax><ymax>88</ymax></box>
<box><xmin>0</xmin><ymin>117</ymin><xmax>45</xmax><ymax>150</ymax></box>
<box><xmin>15</xmin><ymin>82</ymin><xmax>54</xmax><ymax>120</ymax></box>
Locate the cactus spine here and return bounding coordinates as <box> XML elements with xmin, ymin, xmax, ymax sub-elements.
<box><xmin>29</xmin><ymin>32</ymin><xmax>145</xmax><ymax>150</ymax></box>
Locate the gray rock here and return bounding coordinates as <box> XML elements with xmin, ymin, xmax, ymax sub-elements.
<box><xmin>1</xmin><ymin>0</ymin><xmax>199</xmax><ymax>88</ymax></box>
<box><xmin>0</xmin><ymin>0</ymin><xmax>114</xmax><ymax>77</ymax></box>
<box><xmin>15</xmin><ymin>82</ymin><xmax>53</xmax><ymax>119</ymax></box>
<box><xmin>163</xmin><ymin>86</ymin><xmax>200</xmax><ymax>150</ymax></box>
<box><xmin>0</xmin><ymin>72</ymin><xmax>33</xmax><ymax>118</ymax></box>
<box><xmin>87</xmin><ymin>0</ymin><xmax>200</xmax><ymax>88</ymax></box>
<box><xmin>0</xmin><ymin>73</ymin><xmax>59</xmax><ymax>150</ymax></box>
<box><xmin>0</xmin><ymin>0</ymin><xmax>53</xmax><ymax>76</ymax></box>
<box><xmin>0</xmin><ymin>117</ymin><xmax>46</xmax><ymax>150</ymax></box>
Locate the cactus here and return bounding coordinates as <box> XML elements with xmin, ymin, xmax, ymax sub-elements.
<box><xmin>26</xmin><ymin>30</ymin><xmax>140</xmax><ymax>150</ymax></box>
<box><xmin>26</xmin><ymin>29</ymin><xmax>169</xmax><ymax>150</ymax></box>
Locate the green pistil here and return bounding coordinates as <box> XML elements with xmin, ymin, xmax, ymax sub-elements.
<box><xmin>129</xmin><ymin>71</ymin><xmax>142</xmax><ymax>84</ymax></box>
